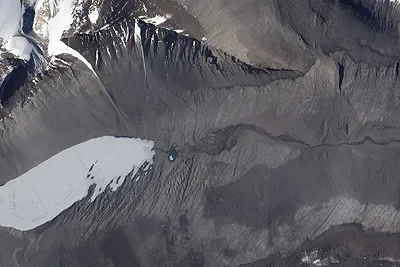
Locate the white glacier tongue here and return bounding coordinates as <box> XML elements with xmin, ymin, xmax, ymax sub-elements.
<box><xmin>5</xmin><ymin>36</ymin><xmax>34</xmax><ymax>61</ymax></box>
<box><xmin>47</xmin><ymin>0</ymin><xmax>77</xmax><ymax>56</ymax></box>
<box><xmin>0</xmin><ymin>0</ymin><xmax>21</xmax><ymax>45</ymax></box>
<box><xmin>46</xmin><ymin>0</ymin><xmax>98</xmax><ymax>74</ymax></box>
<box><xmin>0</xmin><ymin>0</ymin><xmax>34</xmax><ymax>61</ymax></box>
<box><xmin>0</xmin><ymin>136</ymin><xmax>155</xmax><ymax>231</ymax></box>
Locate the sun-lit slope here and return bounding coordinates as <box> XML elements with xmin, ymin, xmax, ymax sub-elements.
<box><xmin>156</xmin><ymin>0</ymin><xmax>400</xmax><ymax>72</ymax></box>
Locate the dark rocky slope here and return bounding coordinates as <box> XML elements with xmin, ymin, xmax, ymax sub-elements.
<box><xmin>1</xmin><ymin>0</ymin><xmax>400</xmax><ymax>266</ymax></box>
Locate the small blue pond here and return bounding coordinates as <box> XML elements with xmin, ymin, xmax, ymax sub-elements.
<box><xmin>167</xmin><ymin>148</ymin><xmax>177</xmax><ymax>162</ymax></box>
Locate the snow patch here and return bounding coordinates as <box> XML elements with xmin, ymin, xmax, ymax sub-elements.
<box><xmin>174</xmin><ymin>29</ymin><xmax>184</xmax><ymax>34</ymax></box>
<box><xmin>301</xmin><ymin>250</ymin><xmax>326</xmax><ymax>266</ymax></box>
<box><xmin>135</xmin><ymin>20</ymin><xmax>141</xmax><ymax>42</ymax></box>
<box><xmin>0</xmin><ymin>136</ymin><xmax>155</xmax><ymax>231</ymax></box>
<box><xmin>88</xmin><ymin>9</ymin><xmax>99</xmax><ymax>24</ymax></box>
<box><xmin>6</xmin><ymin>37</ymin><xmax>33</xmax><ymax>60</ymax></box>
<box><xmin>138</xmin><ymin>14</ymin><xmax>171</xmax><ymax>26</ymax></box>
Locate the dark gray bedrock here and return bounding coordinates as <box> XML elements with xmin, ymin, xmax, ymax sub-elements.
<box><xmin>0</xmin><ymin>18</ymin><xmax>299</xmax><ymax>185</ymax></box>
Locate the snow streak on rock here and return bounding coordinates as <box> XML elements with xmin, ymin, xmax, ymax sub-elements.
<box><xmin>138</xmin><ymin>15</ymin><xmax>171</xmax><ymax>26</ymax></box>
<box><xmin>134</xmin><ymin>20</ymin><xmax>148</xmax><ymax>80</ymax></box>
<box><xmin>0</xmin><ymin>136</ymin><xmax>155</xmax><ymax>231</ymax></box>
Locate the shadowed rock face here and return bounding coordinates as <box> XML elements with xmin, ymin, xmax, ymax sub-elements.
<box><xmin>2</xmin><ymin>0</ymin><xmax>400</xmax><ymax>266</ymax></box>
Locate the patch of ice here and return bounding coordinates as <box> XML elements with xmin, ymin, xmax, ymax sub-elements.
<box><xmin>138</xmin><ymin>14</ymin><xmax>171</xmax><ymax>26</ymax></box>
<box><xmin>6</xmin><ymin>37</ymin><xmax>33</xmax><ymax>61</ymax></box>
<box><xmin>88</xmin><ymin>9</ymin><xmax>99</xmax><ymax>24</ymax></box>
<box><xmin>0</xmin><ymin>136</ymin><xmax>155</xmax><ymax>231</ymax></box>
